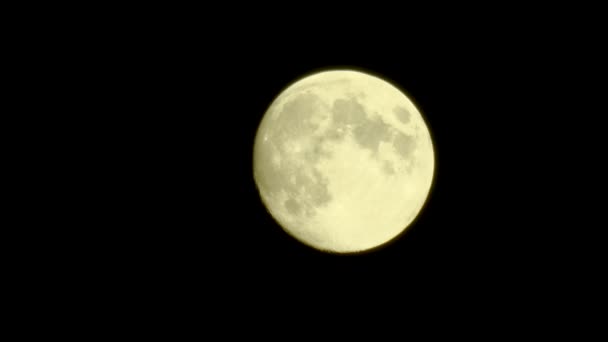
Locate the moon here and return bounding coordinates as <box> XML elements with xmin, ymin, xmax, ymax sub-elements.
<box><xmin>253</xmin><ymin>69</ymin><xmax>435</xmax><ymax>253</ymax></box>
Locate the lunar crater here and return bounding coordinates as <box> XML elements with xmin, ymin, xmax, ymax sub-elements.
<box><xmin>392</xmin><ymin>131</ymin><xmax>417</xmax><ymax>159</ymax></box>
<box><xmin>394</xmin><ymin>106</ymin><xmax>411</xmax><ymax>124</ymax></box>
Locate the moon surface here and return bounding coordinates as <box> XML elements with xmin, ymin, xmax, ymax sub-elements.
<box><xmin>253</xmin><ymin>70</ymin><xmax>435</xmax><ymax>253</ymax></box>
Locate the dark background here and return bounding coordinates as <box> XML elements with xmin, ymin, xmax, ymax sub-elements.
<box><xmin>23</xmin><ymin>6</ymin><xmax>602</xmax><ymax>329</ymax></box>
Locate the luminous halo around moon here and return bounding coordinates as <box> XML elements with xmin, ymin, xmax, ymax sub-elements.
<box><xmin>253</xmin><ymin>69</ymin><xmax>435</xmax><ymax>253</ymax></box>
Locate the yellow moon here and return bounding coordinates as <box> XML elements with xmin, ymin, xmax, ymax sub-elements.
<box><xmin>253</xmin><ymin>69</ymin><xmax>435</xmax><ymax>253</ymax></box>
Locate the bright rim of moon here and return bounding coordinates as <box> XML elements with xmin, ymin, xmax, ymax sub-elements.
<box><xmin>253</xmin><ymin>69</ymin><xmax>435</xmax><ymax>253</ymax></box>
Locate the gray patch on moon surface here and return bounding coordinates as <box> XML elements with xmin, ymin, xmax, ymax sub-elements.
<box><xmin>284</xmin><ymin>198</ymin><xmax>301</xmax><ymax>215</ymax></box>
<box><xmin>271</xmin><ymin>166</ymin><xmax>333</xmax><ymax>219</ymax></box>
<box><xmin>256</xmin><ymin>142</ymin><xmax>332</xmax><ymax>219</ymax></box>
<box><xmin>329</xmin><ymin>97</ymin><xmax>395</xmax><ymax>157</ymax></box>
<box><xmin>353</xmin><ymin>118</ymin><xmax>391</xmax><ymax>153</ymax></box>
<box><xmin>393</xmin><ymin>106</ymin><xmax>411</xmax><ymax>124</ymax></box>
<box><xmin>282</xmin><ymin>166</ymin><xmax>332</xmax><ymax>214</ymax></box>
<box><xmin>332</xmin><ymin>98</ymin><xmax>366</xmax><ymax>125</ymax></box>
<box><xmin>257</xmin><ymin>143</ymin><xmax>333</xmax><ymax>219</ymax></box>
<box><xmin>273</xmin><ymin>93</ymin><xmax>321</xmax><ymax>140</ymax></box>
<box><xmin>306</xmin><ymin>168</ymin><xmax>332</xmax><ymax>205</ymax></box>
<box><xmin>393</xmin><ymin>132</ymin><xmax>417</xmax><ymax>159</ymax></box>
<box><xmin>304</xmin><ymin>137</ymin><xmax>333</xmax><ymax>163</ymax></box>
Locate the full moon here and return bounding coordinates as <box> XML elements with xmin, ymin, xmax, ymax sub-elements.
<box><xmin>253</xmin><ymin>69</ymin><xmax>435</xmax><ymax>253</ymax></box>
